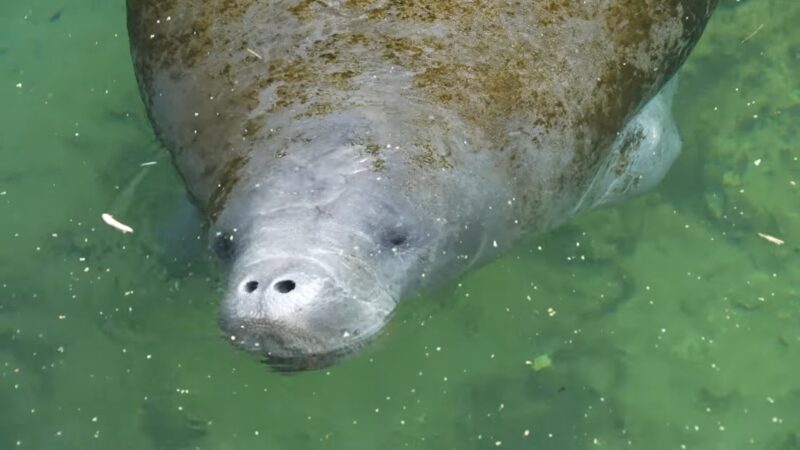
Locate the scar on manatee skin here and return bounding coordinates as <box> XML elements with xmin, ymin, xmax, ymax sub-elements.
<box><xmin>245</xmin><ymin>48</ymin><xmax>263</xmax><ymax>60</ymax></box>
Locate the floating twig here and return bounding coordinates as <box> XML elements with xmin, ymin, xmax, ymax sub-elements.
<box><xmin>757</xmin><ymin>232</ymin><xmax>784</xmax><ymax>246</ymax></box>
<box><xmin>741</xmin><ymin>24</ymin><xmax>764</xmax><ymax>44</ymax></box>
<box><xmin>101</xmin><ymin>213</ymin><xmax>134</xmax><ymax>234</ymax></box>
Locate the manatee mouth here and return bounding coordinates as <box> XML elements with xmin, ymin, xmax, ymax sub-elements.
<box><xmin>217</xmin><ymin>256</ymin><xmax>395</xmax><ymax>372</ymax></box>
<box><xmin>216</xmin><ymin>232</ymin><xmax>399</xmax><ymax>371</ymax></box>
<box><xmin>218</xmin><ymin>314</ymin><xmax>385</xmax><ymax>372</ymax></box>
<box><xmin>261</xmin><ymin>347</ymin><xmax>358</xmax><ymax>373</ymax></box>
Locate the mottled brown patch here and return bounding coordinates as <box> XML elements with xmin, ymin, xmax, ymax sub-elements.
<box><xmin>265</xmin><ymin>58</ymin><xmax>314</xmax><ymax>110</ymax></box>
<box><xmin>356</xmin><ymin>143</ymin><xmax>385</xmax><ymax>171</ymax></box>
<box><xmin>412</xmin><ymin>142</ymin><xmax>452</xmax><ymax>170</ymax></box>
<box><xmin>295</xmin><ymin>102</ymin><xmax>334</xmax><ymax>118</ymax></box>
<box><xmin>127</xmin><ymin>0</ymin><xmax>256</xmax><ymax>72</ymax></box>
<box><xmin>414</xmin><ymin>59</ymin><xmax>567</xmax><ymax>138</ymax></box>
<box><xmin>371</xmin><ymin>158</ymin><xmax>387</xmax><ymax>172</ymax></box>
<box><xmin>342</xmin><ymin>0</ymin><xmax>481</xmax><ymax>23</ymax></box>
<box><xmin>381</xmin><ymin>37</ymin><xmax>424</xmax><ymax>64</ymax></box>
<box><xmin>208</xmin><ymin>155</ymin><xmax>249</xmax><ymax>220</ymax></box>
<box><xmin>614</xmin><ymin>129</ymin><xmax>647</xmax><ymax>175</ymax></box>
<box><xmin>289</xmin><ymin>0</ymin><xmax>328</xmax><ymax>19</ymax></box>
<box><xmin>245</xmin><ymin>34</ymin><xmax>364</xmax><ymax>116</ymax></box>
<box><xmin>242</xmin><ymin>114</ymin><xmax>265</xmax><ymax>138</ymax></box>
<box><xmin>364</xmin><ymin>143</ymin><xmax>381</xmax><ymax>155</ymax></box>
<box><xmin>533</xmin><ymin>0</ymin><xmax>589</xmax><ymax>26</ymax></box>
<box><xmin>127</xmin><ymin>0</ymin><xmax>262</xmax><ymax>212</ymax></box>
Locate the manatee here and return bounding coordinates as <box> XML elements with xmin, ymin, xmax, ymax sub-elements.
<box><xmin>127</xmin><ymin>0</ymin><xmax>717</xmax><ymax>370</ymax></box>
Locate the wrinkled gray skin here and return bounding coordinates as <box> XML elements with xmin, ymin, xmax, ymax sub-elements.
<box><xmin>127</xmin><ymin>0</ymin><xmax>716</xmax><ymax>370</ymax></box>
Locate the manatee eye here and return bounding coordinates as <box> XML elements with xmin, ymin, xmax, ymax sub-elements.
<box><xmin>213</xmin><ymin>231</ymin><xmax>236</xmax><ymax>260</ymax></box>
<box><xmin>382</xmin><ymin>228</ymin><xmax>409</xmax><ymax>249</ymax></box>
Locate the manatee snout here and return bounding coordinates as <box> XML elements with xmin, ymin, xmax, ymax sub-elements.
<box><xmin>211</xmin><ymin>176</ymin><xmax>429</xmax><ymax>371</ymax></box>
<box><xmin>218</xmin><ymin>253</ymin><xmax>396</xmax><ymax>371</ymax></box>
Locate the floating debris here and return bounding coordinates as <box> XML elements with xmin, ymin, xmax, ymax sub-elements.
<box><xmin>741</xmin><ymin>23</ymin><xmax>764</xmax><ymax>44</ymax></box>
<box><xmin>101</xmin><ymin>213</ymin><xmax>134</xmax><ymax>234</ymax></box>
<box><xmin>50</xmin><ymin>9</ymin><xmax>63</xmax><ymax>23</ymax></box>
<box><xmin>532</xmin><ymin>354</ymin><xmax>552</xmax><ymax>371</ymax></box>
<box><xmin>139</xmin><ymin>161</ymin><xmax>157</xmax><ymax>166</ymax></box>
<box><xmin>757</xmin><ymin>233</ymin><xmax>784</xmax><ymax>246</ymax></box>
<box><xmin>525</xmin><ymin>354</ymin><xmax>552</xmax><ymax>371</ymax></box>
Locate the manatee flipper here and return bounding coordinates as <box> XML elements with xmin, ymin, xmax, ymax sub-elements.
<box><xmin>576</xmin><ymin>78</ymin><xmax>681</xmax><ymax>212</ymax></box>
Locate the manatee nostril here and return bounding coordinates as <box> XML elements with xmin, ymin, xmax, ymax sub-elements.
<box><xmin>390</xmin><ymin>235</ymin><xmax>406</xmax><ymax>246</ymax></box>
<box><xmin>274</xmin><ymin>279</ymin><xmax>296</xmax><ymax>293</ymax></box>
<box><xmin>243</xmin><ymin>280</ymin><xmax>259</xmax><ymax>293</ymax></box>
<box><xmin>383</xmin><ymin>228</ymin><xmax>409</xmax><ymax>248</ymax></box>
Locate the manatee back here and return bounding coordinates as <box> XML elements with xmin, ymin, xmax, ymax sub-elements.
<box><xmin>126</xmin><ymin>0</ymin><xmax>717</xmax><ymax>230</ymax></box>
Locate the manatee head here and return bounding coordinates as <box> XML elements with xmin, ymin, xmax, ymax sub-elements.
<box><xmin>210</xmin><ymin>117</ymin><xmax>483</xmax><ymax>371</ymax></box>
<box><xmin>215</xmin><ymin>187</ymin><xmax>426</xmax><ymax>371</ymax></box>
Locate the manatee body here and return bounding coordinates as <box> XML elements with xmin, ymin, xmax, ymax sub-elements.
<box><xmin>127</xmin><ymin>0</ymin><xmax>716</xmax><ymax>370</ymax></box>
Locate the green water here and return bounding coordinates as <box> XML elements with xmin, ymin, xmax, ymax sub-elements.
<box><xmin>1</xmin><ymin>1</ymin><xmax>798</xmax><ymax>449</ymax></box>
